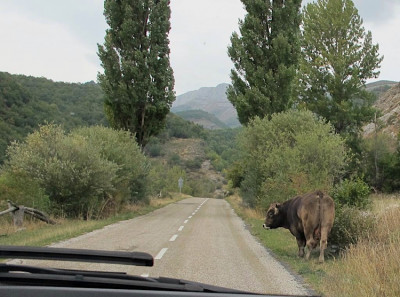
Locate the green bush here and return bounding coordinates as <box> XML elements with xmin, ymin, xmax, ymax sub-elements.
<box><xmin>238</xmin><ymin>110</ymin><xmax>348</xmax><ymax>209</ymax></box>
<box><xmin>168</xmin><ymin>153</ymin><xmax>181</xmax><ymax>166</ymax></box>
<box><xmin>329</xmin><ymin>205</ymin><xmax>375</xmax><ymax>250</ymax></box>
<box><xmin>331</xmin><ymin>177</ymin><xmax>371</xmax><ymax>209</ymax></box>
<box><xmin>184</xmin><ymin>157</ymin><xmax>203</xmax><ymax>170</ymax></box>
<box><xmin>72</xmin><ymin>126</ymin><xmax>149</xmax><ymax>205</ymax></box>
<box><xmin>361</xmin><ymin>132</ymin><xmax>400</xmax><ymax>192</ymax></box>
<box><xmin>2</xmin><ymin>124</ymin><xmax>149</xmax><ymax>218</ymax></box>
<box><xmin>145</xmin><ymin>138</ymin><xmax>164</xmax><ymax>157</ymax></box>
<box><xmin>226</xmin><ymin>161</ymin><xmax>244</xmax><ymax>188</ymax></box>
<box><xmin>186</xmin><ymin>178</ymin><xmax>215</xmax><ymax>197</ymax></box>
<box><xmin>147</xmin><ymin>162</ymin><xmax>189</xmax><ymax>197</ymax></box>
<box><xmin>0</xmin><ymin>171</ymin><xmax>50</xmax><ymax>212</ymax></box>
<box><xmin>4</xmin><ymin>125</ymin><xmax>118</xmax><ymax>218</ymax></box>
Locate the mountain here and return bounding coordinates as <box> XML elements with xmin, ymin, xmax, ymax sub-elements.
<box><xmin>365</xmin><ymin>80</ymin><xmax>398</xmax><ymax>98</ymax></box>
<box><xmin>173</xmin><ymin>80</ymin><xmax>398</xmax><ymax>130</ymax></box>
<box><xmin>175</xmin><ymin>110</ymin><xmax>229</xmax><ymax>130</ymax></box>
<box><xmin>172</xmin><ymin>83</ymin><xmax>240</xmax><ymax>128</ymax></box>
<box><xmin>363</xmin><ymin>82</ymin><xmax>400</xmax><ymax>138</ymax></box>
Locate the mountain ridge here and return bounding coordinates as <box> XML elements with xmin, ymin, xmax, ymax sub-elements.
<box><xmin>172</xmin><ymin>83</ymin><xmax>240</xmax><ymax>128</ymax></box>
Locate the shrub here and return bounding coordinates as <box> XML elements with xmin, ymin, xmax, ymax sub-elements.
<box><xmin>227</xmin><ymin>161</ymin><xmax>245</xmax><ymax>188</ymax></box>
<box><xmin>0</xmin><ymin>171</ymin><xmax>50</xmax><ymax>212</ymax></box>
<box><xmin>168</xmin><ymin>153</ymin><xmax>181</xmax><ymax>166</ymax></box>
<box><xmin>72</xmin><ymin>126</ymin><xmax>149</xmax><ymax>205</ymax></box>
<box><xmin>184</xmin><ymin>157</ymin><xmax>203</xmax><ymax>170</ymax></box>
<box><xmin>186</xmin><ymin>178</ymin><xmax>215</xmax><ymax>197</ymax></box>
<box><xmin>331</xmin><ymin>177</ymin><xmax>371</xmax><ymax>209</ymax></box>
<box><xmin>2</xmin><ymin>124</ymin><xmax>149</xmax><ymax>218</ymax></box>
<box><xmin>145</xmin><ymin>138</ymin><xmax>164</xmax><ymax>157</ymax></box>
<box><xmin>238</xmin><ymin>110</ymin><xmax>348</xmax><ymax>209</ymax></box>
<box><xmin>4</xmin><ymin>125</ymin><xmax>118</xmax><ymax>218</ymax></box>
<box><xmin>147</xmin><ymin>162</ymin><xmax>189</xmax><ymax>197</ymax></box>
<box><xmin>361</xmin><ymin>133</ymin><xmax>399</xmax><ymax>192</ymax></box>
<box><xmin>329</xmin><ymin>205</ymin><xmax>375</xmax><ymax>250</ymax></box>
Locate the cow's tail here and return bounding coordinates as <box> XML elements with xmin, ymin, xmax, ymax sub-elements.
<box><xmin>314</xmin><ymin>191</ymin><xmax>324</xmax><ymax>240</ymax></box>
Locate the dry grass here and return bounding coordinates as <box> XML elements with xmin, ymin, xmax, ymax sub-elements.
<box><xmin>228</xmin><ymin>192</ymin><xmax>400</xmax><ymax>296</ymax></box>
<box><xmin>322</xmin><ymin>194</ymin><xmax>400</xmax><ymax>297</ymax></box>
<box><xmin>149</xmin><ymin>194</ymin><xmax>189</xmax><ymax>208</ymax></box>
<box><xmin>227</xmin><ymin>193</ymin><xmax>264</xmax><ymax>220</ymax></box>
<box><xmin>0</xmin><ymin>195</ymin><xmax>187</xmax><ymax>247</ymax></box>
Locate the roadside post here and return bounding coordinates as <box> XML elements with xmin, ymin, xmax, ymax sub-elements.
<box><xmin>178</xmin><ymin>177</ymin><xmax>183</xmax><ymax>194</ymax></box>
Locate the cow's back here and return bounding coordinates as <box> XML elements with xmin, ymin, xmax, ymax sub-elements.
<box><xmin>300</xmin><ymin>191</ymin><xmax>335</xmax><ymax>262</ymax></box>
<box><xmin>319</xmin><ymin>192</ymin><xmax>335</xmax><ymax>230</ymax></box>
<box><xmin>297</xmin><ymin>191</ymin><xmax>335</xmax><ymax>235</ymax></box>
<box><xmin>296</xmin><ymin>192</ymin><xmax>322</xmax><ymax>231</ymax></box>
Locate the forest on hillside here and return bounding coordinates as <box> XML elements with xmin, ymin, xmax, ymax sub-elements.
<box><xmin>0</xmin><ymin>72</ymin><xmax>107</xmax><ymax>163</ymax></box>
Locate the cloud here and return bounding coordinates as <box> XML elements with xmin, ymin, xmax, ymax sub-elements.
<box><xmin>353</xmin><ymin>0</ymin><xmax>400</xmax><ymax>25</ymax></box>
<box><xmin>169</xmin><ymin>0</ymin><xmax>245</xmax><ymax>95</ymax></box>
<box><xmin>363</xmin><ymin>4</ymin><xmax>400</xmax><ymax>82</ymax></box>
<box><xmin>0</xmin><ymin>11</ymin><xmax>100</xmax><ymax>83</ymax></box>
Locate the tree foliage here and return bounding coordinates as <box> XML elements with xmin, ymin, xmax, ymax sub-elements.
<box><xmin>98</xmin><ymin>0</ymin><xmax>175</xmax><ymax>148</ymax></box>
<box><xmin>361</xmin><ymin>132</ymin><xmax>400</xmax><ymax>192</ymax></box>
<box><xmin>227</xmin><ymin>0</ymin><xmax>301</xmax><ymax>125</ymax></box>
<box><xmin>298</xmin><ymin>0</ymin><xmax>383</xmax><ymax>140</ymax></box>
<box><xmin>237</xmin><ymin>110</ymin><xmax>347</xmax><ymax>209</ymax></box>
<box><xmin>1</xmin><ymin>124</ymin><xmax>149</xmax><ymax>218</ymax></box>
<box><xmin>0</xmin><ymin>72</ymin><xmax>107</xmax><ymax>164</ymax></box>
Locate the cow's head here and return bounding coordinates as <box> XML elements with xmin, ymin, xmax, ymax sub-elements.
<box><xmin>262</xmin><ymin>203</ymin><xmax>282</xmax><ymax>229</ymax></box>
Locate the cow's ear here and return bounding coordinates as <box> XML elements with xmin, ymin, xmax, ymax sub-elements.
<box><xmin>276</xmin><ymin>203</ymin><xmax>281</xmax><ymax>209</ymax></box>
<box><xmin>273</xmin><ymin>204</ymin><xmax>280</xmax><ymax>215</ymax></box>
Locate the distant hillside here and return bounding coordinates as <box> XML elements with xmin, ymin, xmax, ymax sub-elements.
<box><xmin>366</xmin><ymin>80</ymin><xmax>398</xmax><ymax>99</ymax></box>
<box><xmin>175</xmin><ymin>110</ymin><xmax>228</xmax><ymax>130</ymax></box>
<box><xmin>0</xmin><ymin>72</ymin><xmax>107</xmax><ymax>163</ymax></box>
<box><xmin>364</xmin><ymin>82</ymin><xmax>400</xmax><ymax>138</ymax></box>
<box><xmin>172</xmin><ymin>83</ymin><xmax>240</xmax><ymax>128</ymax></box>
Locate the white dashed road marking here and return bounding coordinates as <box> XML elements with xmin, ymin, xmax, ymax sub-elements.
<box><xmin>150</xmin><ymin>199</ymin><xmax>209</xmax><ymax>268</ymax></box>
<box><xmin>155</xmin><ymin>248</ymin><xmax>168</xmax><ymax>260</ymax></box>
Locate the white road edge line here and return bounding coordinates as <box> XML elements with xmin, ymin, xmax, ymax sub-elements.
<box><xmin>178</xmin><ymin>226</ymin><xmax>184</xmax><ymax>231</ymax></box>
<box><xmin>155</xmin><ymin>248</ymin><xmax>168</xmax><ymax>260</ymax></box>
<box><xmin>141</xmin><ymin>273</ymin><xmax>149</xmax><ymax>277</ymax></box>
<box><xmin>169</xmin><ymin>234</ymin><xmax>178</xmax><ymax>241</ymax></box>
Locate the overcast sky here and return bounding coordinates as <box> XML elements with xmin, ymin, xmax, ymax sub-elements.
<box><xmin>0</xmin><ymin>0</ymin><xmax>399</xmax><ymax>95</ymax></box>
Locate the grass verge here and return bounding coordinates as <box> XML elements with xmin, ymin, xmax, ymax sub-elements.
<box><xmin>0</xmin><ymin>195</ymin><xmax>185</xmax><ymax>247</ymax></box>
<box><xmin>227</xmin><ymin>193</ymin><xmax>400</xmax><ymax>297</ymax></box>
<box><xmin>226</xmin><ymin>194</ymin><xmax>337</xmax><ymax>295</ymax></box>
<box><xmin>322</xmin><ymin>195</ymin><xmax>400</xmax><ymax>297</ymax></box>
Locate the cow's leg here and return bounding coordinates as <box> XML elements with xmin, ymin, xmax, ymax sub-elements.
<box><xmin>296</xmin><ymin>237</ymin><xmax>306</xmax><ymax>258</ymax></box>
<box><xmin>305</xmin><ymin>234</ymin><xmax>318</xmax><ymax>260</ymax></box>
<box><xmin>319</xmin><ymin>227</ymin><xmax>329</xmax><ymax>263</ymax></box>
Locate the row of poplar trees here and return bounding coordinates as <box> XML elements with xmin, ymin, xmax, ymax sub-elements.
<box><xmin>97</xmin><ymin>0</ymin><xmax>382</xmax><ymax>163</ymax></box>
<box><xmin>228</xmin><ymin>0</ymin><xmax>382</xmax><ymax>163</ymax></box>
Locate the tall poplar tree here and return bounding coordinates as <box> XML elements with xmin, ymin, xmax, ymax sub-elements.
<box><xmin>98</xmin><ymin>0</ymin><xmax>175</xmax><ymax>148</ymax></box>
<box><xmin>227</xmin><ymin>0</ymin><xmax>302</xmax><ymax>125</ymax></box>
<box><xmin>299</xmin><ymin>0</ymin><xmax>382</xmax><ymax>138</ymax></box>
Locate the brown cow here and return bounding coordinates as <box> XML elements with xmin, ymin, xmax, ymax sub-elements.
<box><xmin>262</xmin><ymin>190</ymin><xmax>335</xmax><ymax>263</ymax></box>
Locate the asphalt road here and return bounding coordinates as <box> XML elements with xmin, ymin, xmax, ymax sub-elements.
<box><xmin>14</xmin><ymin>197</ymin><xmax>312</xmax><ymax>295</ymax></box>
